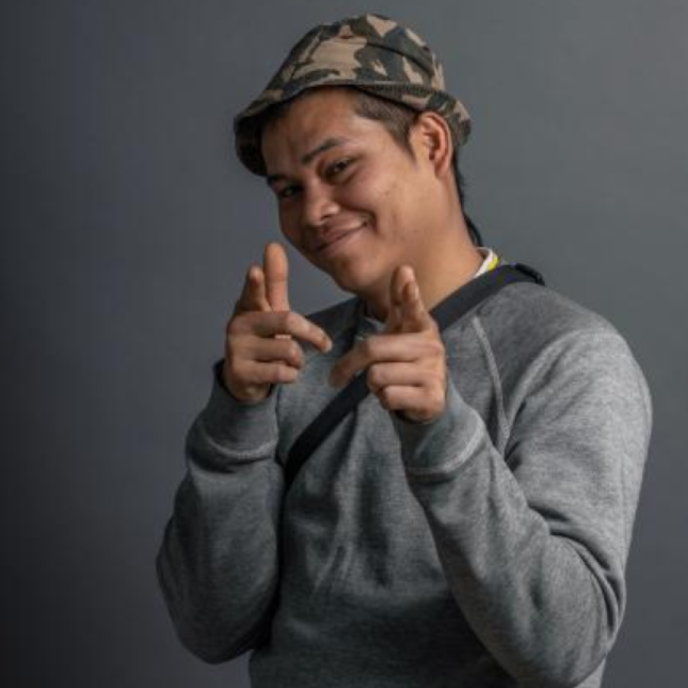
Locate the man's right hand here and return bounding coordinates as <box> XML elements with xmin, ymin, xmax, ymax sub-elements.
<box><xmin>222</xmin><ymin>241</ymin><xmax>333</xmax><ymax>403</ymax></box>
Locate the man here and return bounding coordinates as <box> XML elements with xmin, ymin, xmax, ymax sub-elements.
<box><xmin>156</xmin><ymin>13</ymin><xmax>652</xmax><ymax>688</ymax></box>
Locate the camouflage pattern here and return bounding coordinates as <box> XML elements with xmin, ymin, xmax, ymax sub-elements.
<box><xmin>234</xmin><ymin>13</ymin><xmax>472</xmax><ymax>175</ymax></box>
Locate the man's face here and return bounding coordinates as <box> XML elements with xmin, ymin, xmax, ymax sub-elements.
<box><xmin>260</xmin><ymin>88</ymin><xmax>441</xmax><ymax>301</ymax></box>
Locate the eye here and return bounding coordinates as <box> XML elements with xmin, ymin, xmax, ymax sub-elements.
<box><xmin>277</xmin><ymin>184</ymin><xmax>301</xmax><ymax>200</ymax></box>
<box><xmin>326</xmin><ymin>158</ymin><xmax>353</xmax><ymax>178</ymax></box>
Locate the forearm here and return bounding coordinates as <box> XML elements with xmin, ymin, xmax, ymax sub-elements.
<box><xmin>392</xmin><ymin>336</ymin><xmax>652</xmax><ymax>688</ymax></box>
<box><xmin>403</xmin><ymin>413</ymin><xmax>616</xmax><ymax>687</ymax></box>
<box><xmin>156</xmin><ymin>365</ymin><xmax>285</xmax><ymax>663</ymax></box>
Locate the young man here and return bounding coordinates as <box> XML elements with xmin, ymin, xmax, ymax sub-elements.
<box><xmin>156</xmin><ymin>14</ymin><xmax>653</xmax><ymax>688</ymax></box>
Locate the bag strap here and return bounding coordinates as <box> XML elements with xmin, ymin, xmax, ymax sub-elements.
<box><xmin>283</xmin><ymin>262</ymin><xmax>545</xmax><ymax>491</ymax></box>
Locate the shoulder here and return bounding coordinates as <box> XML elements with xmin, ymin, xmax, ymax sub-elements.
<box><xmin>474</xmin><ymin>280</ymin><xmax>628</xmax><ymax>354</ymax></box>
<box><xmin>472</xmin><ymin>281</ymin><xmax>651</xmax><ymax>420</ymax></box>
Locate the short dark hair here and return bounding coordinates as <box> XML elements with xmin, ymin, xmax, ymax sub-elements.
<box><xmin>257</xmin><ymin>87</ymin><xmax>484</xmax><ymax>247</ymax></box>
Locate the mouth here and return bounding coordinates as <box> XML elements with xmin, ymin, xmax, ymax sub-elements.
<box><xmin>316</xmin><ymin>222</ymin><xmax>367</xmax><ymax>257</ymax></box>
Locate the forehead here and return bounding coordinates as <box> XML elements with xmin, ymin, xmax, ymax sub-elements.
<box><xmin>260</xmin><ymin>88</ymin><xmax>389</xmax><ymax>168</ymax></box>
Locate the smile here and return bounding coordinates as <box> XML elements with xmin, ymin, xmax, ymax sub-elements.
<box><xmin>317</xmin><ymin>224</ymin><xmax>366</xmax><ymax>257</ymax></box>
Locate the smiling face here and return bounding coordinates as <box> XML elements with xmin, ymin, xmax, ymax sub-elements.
<box><xmin>260</xmin><ymin>87</ymin><xmax>459</xmax><ymax>319</ymax></box>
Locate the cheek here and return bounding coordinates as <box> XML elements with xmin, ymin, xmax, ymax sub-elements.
<box><xmin>374</xmin><ymin>179</ymin><xmax>426</xmax><ymax>247</ymax></box>
<box><xmin>277</xmin><ymin>207</ymin><xmax>302</xmax><ymax>247</ymax></box>
<box><xmin>359</xmin><ymin>171</ymin><xmax>413</xmax><ymax>226</ymax></box>
<box><xmin>342</xmin><ymin>167</ymin><xmax>400</xmax><ymax>215</ymax></box>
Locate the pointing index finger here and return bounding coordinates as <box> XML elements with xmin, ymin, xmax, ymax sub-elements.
<box><xmin>264</xmin><ymin>242</ymin><xmax>290</xmax><ymax>313</ymax></box>
<box><xmin>234</xmin><ymin>264</ymin><xmax>271</xmax><ymax>316</ymax></box>
<box><xmin>398</xmin><ymin>266</ymin><xmax>433</xmax><ymax>332</ymax></box>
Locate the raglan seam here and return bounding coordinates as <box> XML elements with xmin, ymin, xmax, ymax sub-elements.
<box><xmin>504</xmin><ymin>327</ymin><xmax>631</xmax><ymax>451</ymax></box>
<box><xmin>506</xmin><ymin>328</ymin><xmax>641</xmax><ymax>567</ymax></box>
<box><xmin>472</xmin><ymin>314</ymin><xmax>510</xmax><ymax>446</ymax></box>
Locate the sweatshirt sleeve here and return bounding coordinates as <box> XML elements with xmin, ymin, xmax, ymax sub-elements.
<box><xmin>155</xmin><ymin>360</ymin><xmax>285</xmax><ymax>664</ymax></box>
<box><xmin>390</xmin><ymin>329</ymin><xmax>653</xmax><ymax>688</ymax></box>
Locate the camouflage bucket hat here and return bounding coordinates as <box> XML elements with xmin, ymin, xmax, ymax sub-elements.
<box><xmin>234</xmin><ymin>13</ymin><xmax>472</xmax><ymax>176</ymax></box>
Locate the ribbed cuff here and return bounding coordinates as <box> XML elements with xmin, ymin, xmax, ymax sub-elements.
<box><xmin>196</xmin><ymin>360</ymin><xmax>279</xmax><ymax>453</ymax></box>
<box><xmin>391</xmin><ymin>377</ymin><xmax>483</xmax><ymax>481</ymax></box>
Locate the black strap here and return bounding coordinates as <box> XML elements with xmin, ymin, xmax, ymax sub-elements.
<box><xmin>283</xmin><ymin>262</ymin><xmax>545</xmax><ymax>491</ymax></box>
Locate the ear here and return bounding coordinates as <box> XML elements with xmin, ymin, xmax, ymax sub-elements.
<box><xmin>411</xmin><ymin>112</ymin><xmax>454</xmax><ymax>179</ymax></box>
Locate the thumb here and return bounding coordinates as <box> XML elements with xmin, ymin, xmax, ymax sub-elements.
<box><xmin>233</xmin><ymin>264</ymin><xmax>271</xmax><ymax>316</ymax></box>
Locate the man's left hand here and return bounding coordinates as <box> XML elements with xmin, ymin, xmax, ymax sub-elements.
<box><xmin>329</xmin><ymin>265</ymin><xmax>448</xmax><ymax>424</ymax></box>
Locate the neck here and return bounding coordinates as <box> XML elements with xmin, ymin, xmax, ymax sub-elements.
<box><xmin>364</xmin><ymin>212</ymin><xmax>484</xmax><ymax>322</ymax></box>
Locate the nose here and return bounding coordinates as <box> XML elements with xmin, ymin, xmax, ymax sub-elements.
<box><xmin>301</xmin><ymin>182</ymin><xmax>340</xmax><ymax>228</ymax></box>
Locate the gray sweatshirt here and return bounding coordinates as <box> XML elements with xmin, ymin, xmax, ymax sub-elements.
<box><xmin>156</xmin><ymin>275</ymin><xmax>653</xmax><ymax>688</ymax></box>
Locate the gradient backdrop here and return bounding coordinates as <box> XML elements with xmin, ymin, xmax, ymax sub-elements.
<box><xmin>2</xmin><ymin>1</ymin><xmax>685</xmax><ymax>686</ymax></box>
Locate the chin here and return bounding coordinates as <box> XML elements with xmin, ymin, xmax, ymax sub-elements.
<box><xmin>305</xmin><ymin>225</ymin><xmax>392</xmax><ymax>296</ymax></box>
<box><xmin>326</xmin><ymin>262</ymin><xmax>389</xmax><ymax>305</ymax></box>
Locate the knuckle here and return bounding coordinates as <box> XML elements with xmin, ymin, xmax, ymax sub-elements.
<box><xmin>271</xmin><ymin>363</ymin><xmax>285</xmax><ymax>382</ymax></box>
<box><xmin>276</xmin><ymin>363</ymin><xmax>298</xmax><ymax>383</ymax></box>
<box><xmin>428</xmin><ymin>339</ymin><xmax>445</xmax><ymax>358</ymax></box>
<box><xmin>287</xmin><ymin>341</ymin><xmax>304</xmax><ymax>366</ymax></box>
<box><xmin>378</xmin><ymin>387</ymin><xmax>393</xmax><ymax>410</ymax></box>
<box><xmin>283</xmin><ymin>310</ymin><xmax>299</xmax><ymax>332</ymax></box>
<box><xmin>224</xmin><ymin>355</ymin><xmax>244</xmax><ymax>382</ymax></box>
<box><xmin>227</xmin><ymin>311</ymin><xmax>255</xmax><ymax>336</ymax></box>
<box><xmin>225</xmin><ymin>329</ymin><xmax>246</xmax><ymax>356</ymax></box>
<box><xmin>367</xmin><ymin>364</ymin><xmax>383</xmax><ymax>388</ymax></box>
<box><xmin>224</xmin><ymin>334</ymin><xmax>238</xmax><ymax>356</ymax></box>
<box><xmin>361</xmin><ymin>338</ymin><xmax>376</xmax><ymax>357</ymax></box>
<box><xmin>428</xmin><ymin>334</ymin><xmax>444</xmax><ymax>351</ymax></box>
<box><xmin>431</xmin><ymin>385</ymin><xmax>445</xmax><ymax>408</ymax></box>
<box><xmin>226</xmin><ymin>315</ymin><xmax>241</xmax><ymax>336</ymax></box>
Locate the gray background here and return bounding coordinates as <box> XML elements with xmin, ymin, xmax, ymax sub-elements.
<box><xmin>2</xmin><ymin>0</ymin><xmax>685</xmax><ymax>686</ymax></box>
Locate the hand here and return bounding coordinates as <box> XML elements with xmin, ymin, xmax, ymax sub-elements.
<box><xmin>223</xmin><ymin>241</ymin><xmax>333</xmax><ymax>403</ymax></box>
<box><xmin>329</xmin><ymin>265</ymin><xmax>448</xmax><ymax>424</ymax></box>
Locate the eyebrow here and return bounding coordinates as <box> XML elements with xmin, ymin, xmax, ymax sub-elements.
<box><xmin>266</xmin><ymin>137</ymin><xmax>352</xmax><ymax>186</ymax></box>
